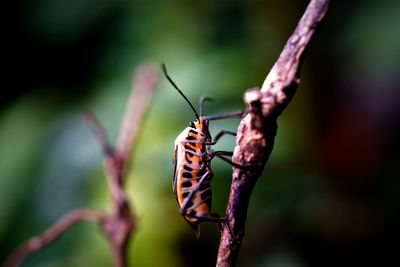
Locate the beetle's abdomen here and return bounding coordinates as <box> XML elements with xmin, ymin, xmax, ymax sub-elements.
<box><xmin>174</xmin><ymin>127</ymin><xmax>212</xmax><ymax>225</ymax></box>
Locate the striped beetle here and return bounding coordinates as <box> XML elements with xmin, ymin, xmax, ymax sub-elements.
<box><xmin>162</xmin><ymin>64</ymin><xmax>242</xmax><ymax>237</ymax></box>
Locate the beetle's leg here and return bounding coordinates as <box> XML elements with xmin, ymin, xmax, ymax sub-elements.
<box><xmin>211</xmin><ymin>150</ymin><xmax>233</xmax><ymax>157</ymax></box>
<box><xmin>183</xmin><ymin>129</ymin><xmax>235</xmax><ymax>146</ymax></box>
<box><xmin>204</xmin><ymin>110</ymin><xmax>246</xmax><ymax>121</ymax></box>
<box><xmin>181</xmin><ymin>140</ymin><xmax>204</xmax><ymax>144</ymax></box>
<box><xmin>207</xmin><ymin>150</ymin><xmax>244</xmax><ymax>169</ymax></box>
<box><xmin>204</xmin><ymin>130</ymin><xmax>236</xmax><ymax>145</ymax></box>
<box><xmin>193</xmin><ymin>213</ymin><xmax>225</xmax><ymax>223</ymax></box>
<box><xmin>179</xmin><ymin>171</ymin><xmax>211</xmax><ymax>215</ymax></box>
<box><xmin>213</xmin><ymin>130</ymin><xmax>236</xmax><ymax>142</ymax></box>
<box><xmin>209</xmin><ymin>213</ymin><xmax>234</xmax><ymax>236</ymax></box>
<box><xmin>221</xmin><ymin>217</ymin><xmax>234</xmax><ymax>236</ymax></box>
<box><xmin>193</xmin><ymin>213</ymin><xmax>233</xmax><ymax>236</ymax></box>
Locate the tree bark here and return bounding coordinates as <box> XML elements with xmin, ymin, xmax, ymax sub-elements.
<box><xmin>216</xmin><ymin>1</ymin><xmax>331</xmax><ymax>266</ymax></box>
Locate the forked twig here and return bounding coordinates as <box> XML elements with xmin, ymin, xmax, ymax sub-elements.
<box><xmin>2</xmin><ymin>210</ymin><xmax>106</xmax><ymax>267</ymax></box>
<box><xmin>2</xmin><ymin>64</ymin><xmax>159</xmax><ymax>267</ymax></box>
<box><xmin>98</xmin><ymin>65</ymin><xmax>159</xmax><ymax>267</ymax></box>
<box><xmin>117</xmin><ymin>65</ymin><xmax>160</xmax><ymax>168</ymax></box>
<box><xmin>216</xmin><ymin>1</ymin><xmax>331</xmax><ymax>266</ymax></box>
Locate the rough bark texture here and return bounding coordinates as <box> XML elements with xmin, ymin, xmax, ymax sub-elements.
<box><xmin>216</xmin><ymin>1</ymin><xmax>331</xmax><ymax>266</ymax></box>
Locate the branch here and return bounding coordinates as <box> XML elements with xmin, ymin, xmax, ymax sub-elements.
<box><xmin>116</xmin><ymin>65</ymin><xmax>160</xmax><ymax>169</ymax></box>
<box><xmin>2</xmin><ymin>64</ymin><xmax>160</xmax><ymax>267</ymax></box>
<box><xmin>216</xmin><ymin>1</ymin><xmax>331</xmax><ymax>266</ymax></box>
<box><xmin>87</xmin><ymin>65</ymin><xmax>159</xmax><ymax>267</ymax></box>
<box><xmin>2</xmin><ymin>210</ymin><xmax>106</xmax><ymax>267</ymax></box>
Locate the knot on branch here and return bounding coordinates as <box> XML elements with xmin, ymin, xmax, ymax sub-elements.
<box><xmin>244</xmin><ymin>87</ymin><xmax>263</xmax><ymax>129</ymax></box>
<box><xmin>100</xmin><ymin>212</ymin><xmax>135</xmax><ymax>248</ymax></box>
<box><xmin>233</xmin><ymin>87</ymin><xmax>274</xmax><ymax>176</ymax></box>
<box><xmin>27</xmin><ymin>237</ymin><xmax>43</xmax><ymax>250</ymax></box>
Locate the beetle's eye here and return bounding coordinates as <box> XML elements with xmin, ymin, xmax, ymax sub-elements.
<box><xmin>188</xmin><ymin>122</ymin><xmax>195</xmax><ymax>128</ymax></box>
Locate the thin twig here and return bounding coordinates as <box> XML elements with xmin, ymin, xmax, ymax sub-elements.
<box><xmin>93</xmin><ymin>64</ymin><xmax>159</xmax><ymax>267</ymax></box>
<box><xmin>117</xmin><ymin>65</ymin><xmax>160</xmax><ymax>170</ymax></box>
<box><xmin>2</xmin><ymin>64</ymin><xmax>160</xmax><ymax>267</ymax></box>
<box><xmin>2</xmin><ymin>210</ymin><xmax>106</xmax><ymax>267</ymax></box>
<box><xmin>83</xmin><ymin>112</ymin><xmax>114</xmax><ymax>157</ymax></box>
<box><xmin>216</xmin><ymin>1</ymin><xmax>331</xmax><ymax>266</ymax></box>
<box><xmin>83</xmin><ymin>112</ymin><xmax>126</xmax><ymax>206</ymax></box>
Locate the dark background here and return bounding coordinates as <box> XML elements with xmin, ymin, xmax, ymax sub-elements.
<box><xmin>1</xmin><ymin>0</ymin><xmax>399</xmax><ymax>266</ymax></box>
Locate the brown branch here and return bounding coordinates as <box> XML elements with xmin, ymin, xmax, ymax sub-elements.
<box><xmin>216</xmin><ymin>1</ymin><xmax>331</xmax><ymax>266</ymax></box>
<box><xmin>89</xmin><ymin>64</ymin><xmax>159</xmax><ymax>267</ymax></box>
<box><xmin>83</xmin><ymin>112</ymin><xmax>126</xmax><ymax>206</ymax></box>
<box><xmin>2</xmin><ymin>64</ymin><xmax>160</xmax><ymax>267</ymax></box>
<box><xmin>2</xmin><ymin>209</ymin><xmax>106</xmax><ymax>267</ymax></box>
<box><xmin>116</xmin><ymin>65</ymin><xmax>160</xmax><ymax>170</ymax></box>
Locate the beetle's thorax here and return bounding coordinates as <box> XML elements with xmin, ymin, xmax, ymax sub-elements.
<box><xmin>193</xmin><ymin>116</ymin><xmax>211</xmax><ymax>142</ymax></box>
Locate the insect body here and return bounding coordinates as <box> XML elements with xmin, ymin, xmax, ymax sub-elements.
<box><xmin>163</xmin><ymin>64</ymin><xmax>241</xmax><ymax>237</ymax></box>
<box><xmin>173</xmin><ymin>114</ymin><xmax>214</xmax><ymax>236</ymax></box>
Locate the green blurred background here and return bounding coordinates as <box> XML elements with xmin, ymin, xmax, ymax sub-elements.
<box><xmin>1</xmin><ymin>0</ymin><xmax>399</xmax><ymax>266</ymax></box>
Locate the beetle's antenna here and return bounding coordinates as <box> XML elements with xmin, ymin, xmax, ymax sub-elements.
<box><xmin>199</xmin><ymin>96</ymin><xmax>213</xmax><ymax>117</ymax></box>
<box><xmin>162</xmin><ymin>64</ymin><xmax>200</xmax><ymax>120</ymax></box>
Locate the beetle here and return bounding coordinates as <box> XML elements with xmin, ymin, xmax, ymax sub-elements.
<box><xmin>162</xmin><ymin>64</ymin><xmax>242</xmax><ymax>237</ymax></box>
